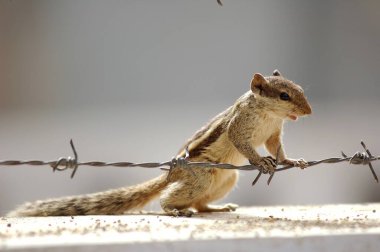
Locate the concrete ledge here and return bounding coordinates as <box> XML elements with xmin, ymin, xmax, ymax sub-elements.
<box><xmin>1</xmin><ymin>204</ymin><xmax>380</xmax><ymax>251</ymax></box>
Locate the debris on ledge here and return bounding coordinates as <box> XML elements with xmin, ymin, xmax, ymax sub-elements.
<box><xmin>1</xmin><ymin>203</ymin><xmax>379</xmax><ymax>251</ymax></box>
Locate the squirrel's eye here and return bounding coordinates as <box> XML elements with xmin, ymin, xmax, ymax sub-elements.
<box><xmin>280</xmin><ymin>92</ymin><xmax>290</xmax><ymax>101</ymax></box>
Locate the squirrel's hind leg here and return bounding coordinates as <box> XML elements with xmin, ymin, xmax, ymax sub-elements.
<box><xmin>193</xmin><ymin>170</ymin><xmax>239</xmax><ymax>213</ymax></box>
<box><xmin>160</xmin><ymin>171</ymin><xmax>212</xmax><ymax>217</ymax></box>
<box><xmin>195</xmin><ymin>203</ymin><xmax>238</xmax><ymax>213</ymax></box>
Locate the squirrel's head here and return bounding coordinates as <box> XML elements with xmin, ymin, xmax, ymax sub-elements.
<box><xmin>250</xmin><ymin>70</ymin><xmax>312</xmax><ymax>121</ymax></box>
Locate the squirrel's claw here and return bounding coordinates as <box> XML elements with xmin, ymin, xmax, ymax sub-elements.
<box><xmin>282</xmin><ymin>158</ymin><xmax>308</xmax><ymax>169</ymax></box>
<box><xmin>257</xmin><ymin>156</ymin><xmax>277</xmax><ymax>174</ymax></box>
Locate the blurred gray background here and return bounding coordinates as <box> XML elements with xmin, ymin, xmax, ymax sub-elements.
<box><xmin>0</xmin><ymin>0</ymin><xmax>379</xmax><ymax>216</ymax></box>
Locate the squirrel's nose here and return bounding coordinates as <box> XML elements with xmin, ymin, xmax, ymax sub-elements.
<box><xmin>303</xmin><ymin>103</ymin><xmax>312</xmax><ymax>115</ymax></box>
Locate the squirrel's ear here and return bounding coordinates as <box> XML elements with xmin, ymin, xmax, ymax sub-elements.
<box><xmin>273</xmin><ymin>69</ymin><xmax>282</xmax><ymax>76</ymax></box>
<box><xmin>251</xmin><ymin>73</ymin><xmax>267</xmax><ymax>94</ymax></box>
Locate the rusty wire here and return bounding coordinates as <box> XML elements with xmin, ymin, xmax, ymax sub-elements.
<box><xmin>0</xmin><ymin>140</ymin><xmax>379</xmax><ymax>186</ymax></box>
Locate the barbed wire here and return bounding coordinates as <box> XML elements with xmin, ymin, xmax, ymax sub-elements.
<box><xmin>0</xmin><ymin>140</ymin><xmax>379</xmax><ymax>186</ymax></box>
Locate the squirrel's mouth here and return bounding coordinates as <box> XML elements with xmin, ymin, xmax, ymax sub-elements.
<box><xmin>287</xmin><ymin>114</ymin><xmax>298</xmax><ymax>121</ymax></box>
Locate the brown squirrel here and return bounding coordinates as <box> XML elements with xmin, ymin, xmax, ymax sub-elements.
<box><xmin>7</xmin><ymin>70</ymin><xmax>312</xmax><ymax>217</ymax></box>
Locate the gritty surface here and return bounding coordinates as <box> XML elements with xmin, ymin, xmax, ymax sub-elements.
<box><xmin>1</xmin><ymin>204</ymin><xmax>380</xmax><ymax>250</ymax></box>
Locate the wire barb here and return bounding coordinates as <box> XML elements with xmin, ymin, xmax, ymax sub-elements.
<box><xmin>360</xmin><ymin>140</ymin><xmax>378</xmax><ymax>182</ymax></box>
<box><xmin>0</xmin><ymin>140</ymin><xmax>379</xmax><ymax>186</ymax></box>
<box><xmin>51</xmin><ymin>139</ymin><xmax>78</xmax><ymax>179</ymax></box>
<box><xmin>166</xmin><ymin>146</ymin><xmax>196</xmax><ymax>182</ymax></box>
<box><xmin>267</xmin><ymin>145</ymin><xmax>282</xmax><ymax>185</ymax></box>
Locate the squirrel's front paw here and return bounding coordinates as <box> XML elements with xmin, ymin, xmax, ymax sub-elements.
<box><xmin>282</xmin><ymin>158</ymin><xmax>308</xmax><ymax>169</ymax></box>
<box><xmin>251</xmin><ymin>156</ymin><xmax>277</xmax><ymax>174</ymax></box>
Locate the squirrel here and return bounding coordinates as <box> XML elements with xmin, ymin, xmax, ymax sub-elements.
<box><xmin>7</xmin><ymin>70</ymin><xmax>312</xmax><ymax>217</ymax></box>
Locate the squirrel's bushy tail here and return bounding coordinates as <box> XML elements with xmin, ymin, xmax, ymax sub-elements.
<box><xmin>7</xmin><ymin>174</ymin><xmax>168</xmax><ymax>217</ymax></box>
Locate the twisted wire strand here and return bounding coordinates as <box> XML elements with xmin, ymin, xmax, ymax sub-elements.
<box><xmin>0</xmin><ymin>140</ymin><xmax>378</xmax><ymax>186</ymax></box>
